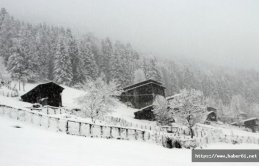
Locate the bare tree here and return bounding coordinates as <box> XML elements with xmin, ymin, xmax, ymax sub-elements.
<box><xmin>76</xmin><ymin>77</ymin><xmax>122</xmax><ymax>123</ymax></box>
<box><xmin>153</xmin><ymin>95</ymin><xmax>173</xmax><ymax>126</ymax></box>
<box><xmin>169</xmin><ymin>89</ymin><xmax>207</xmax><ymax>138</ymax></box>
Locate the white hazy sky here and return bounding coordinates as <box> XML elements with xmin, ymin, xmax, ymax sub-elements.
<box><xmin>1</xmin><ymin>0</ymin><xmax>259</xmax><ymax>70</ymax></box>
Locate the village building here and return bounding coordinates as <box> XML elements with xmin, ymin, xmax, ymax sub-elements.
<box><xmin>231</xmin><ymin>117</ymin><xmax>259</xmax><ymax>133</ymax></box>
<box><xmin>21</xmin><ymin>82</ymin><xmax>64</xmax><ymax>107</ymax></box>
<box><xmin>206</xmin><ymin>107</ymin><xmax>217</xmax><ymax>122</ymax></box>
<box><xmin>134</xmin><ymin>105</ymin><xmax>156</xmax><ymax>120</ymax></box>
<box><xmin>120</xmin><ymin>79</ymin><xmax>166</xmax><ymax>109</ymax></box>
<box><xmin>242</xmin><ymin>118</ymin><xmax>259</xmax><ymax>132</ymax></box>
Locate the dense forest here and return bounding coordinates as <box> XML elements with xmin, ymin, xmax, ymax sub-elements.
<box><xmin>0</xmin><ymin>8</ymin><xmax>259</xmax><ymax>121</ymax></box>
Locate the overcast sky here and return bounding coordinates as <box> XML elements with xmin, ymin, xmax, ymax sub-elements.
<box><xmin>1</xmin><ymin>0</ymin><xmax>259</xmax><ymax>70</ymax></box>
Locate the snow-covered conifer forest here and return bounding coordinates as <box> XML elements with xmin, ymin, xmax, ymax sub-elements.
<box><xmin>1</xmin><ymin>8</ymin><xmax>259</xmax><ymax>121</ymax></box>
<box><xmin>1</xmin><ymin>4</ymin><xmax>259</xmax><ymax>166</ymax></box>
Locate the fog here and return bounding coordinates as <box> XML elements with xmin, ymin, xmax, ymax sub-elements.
<box><xmin>1</xmin><ymin>0</ymin><xmax>259</xmax><ymax>70</ymax></box>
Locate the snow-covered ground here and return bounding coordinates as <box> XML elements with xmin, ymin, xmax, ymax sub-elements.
<box><xmin>0</xmin><ymin>95</ymin><xmax>32</xmax><ymax>109</ymax></box>
<box><xmin>9</xmin><ymin>82</ymin><xmax>85</xmax><ymax>108</ymax></box>
<box><xmin>0</xmin><ymin>116</ymin><xmax>258</xmax><ymax>166</ymax></box>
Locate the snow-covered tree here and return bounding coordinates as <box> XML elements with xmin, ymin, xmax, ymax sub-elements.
<box><xmin>153</xmin><ymin>95</ymin><xmax>173</xmax><ymax>125</ymax></box>
<box><xmin>133</xmin><ymin>68</ymin><xmax>146</xmax><ymax>83</ymax></box>
<box><xmin>169</xmin><ymin>89</ymin><xmax>207</xmax><ymax>138</ymax></box>
<box><xmin>76</xmin><ymin>77</ymin><xmax>122</xmax><ymax>123</ymax></box>
<box><xmin>110</xmin><ymin>41</ymin><xmax>127</xmax><ymax>87</ymax></box>
<box><xmin>78</xmin><ymin>39</ymin><xmax>99</xmax><ymax>81</ymax></box>
<box><xmin>144</xmin><ymin>57</ymin><xmax>161</xmax><ymax>82</ymax></box>
<box><xmin>7</xmin><ymin>51</ymin><xmax>25</xmax><ymax>90</ymax></box>
<box><xmin>230</xmin><ymin>95</ymin><xmax>248</xmax><ymax>121</ymax></box>
<box><xmin>53</xmin><ymin>37</ymin><xmax>73</xmax><ymax>85</ymax></box>
<box><xmin>101</xmin><ymin>38</ymin><xmax>113</xmax><ymax>83</ymax></box>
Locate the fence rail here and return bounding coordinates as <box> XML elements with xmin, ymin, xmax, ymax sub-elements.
<box><xmin>0</xmin><ymin>105</ymin><xmax>174</xmax><ymax>147</ymax></box>
<box><xmin>1</xmin><ymin>104</ymin><xmax>257</xmax><ymax>149</ymax></box>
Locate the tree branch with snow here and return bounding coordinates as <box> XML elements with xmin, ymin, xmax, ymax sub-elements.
<box><xmin>76</xmin><ymin>77</ymin><xmax>122</xmax><ymax>123</ymax></box>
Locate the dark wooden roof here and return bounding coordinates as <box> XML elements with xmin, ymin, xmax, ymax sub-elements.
<box><xmin>21</xmin><ymin>82</ymin><xmax>64</xmax><ymax>100</ymax></box>
<box><xmin>123</xmin><ymin>79</ymin><xmax>165</xmax><ymax>92</ymax></box>
<box><xmin>242</xmin><ymin>117</ymin><xmax>258</xmax><ymax>123</ymax></box>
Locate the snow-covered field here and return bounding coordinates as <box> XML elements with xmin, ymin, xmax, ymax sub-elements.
<box><xmin>0</xmin><ymin>116</ymin><xmax>259</xmax><ymax>166</ymax></box>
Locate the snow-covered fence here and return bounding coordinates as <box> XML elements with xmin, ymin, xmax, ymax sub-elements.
<box><xmin>65</xmin><ymin>119</ymin><xmax>156</xmax><ymax>142</ymax></box>
<box><xmin>193</xmin><ymin>124</ymin><xmax>259</xmax><ymax>147</ymax></box>
<box><xmin>5</xmin><ymin>104</ymin><xmax>257</xmax><ymax>149</ymax></box>
<box><xmin>0</xmin><ymin>104</ymin><xmax>170</xmax><ymax>146</ymax></box>
<box><xmin>29</xmin><ymin>105</ymin><xmax>67</xmax><ymax>115</ymax></box>
<box><xmin>100</xmin><ymin>116</ymin><xmax>157</xmax><ymax>131</ymax></box>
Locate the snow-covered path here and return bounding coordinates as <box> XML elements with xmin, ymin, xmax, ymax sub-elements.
<box><xmin>0</xmin><ymin>116</ymin><xmax>259</xmax><ymax>166</ymax></box>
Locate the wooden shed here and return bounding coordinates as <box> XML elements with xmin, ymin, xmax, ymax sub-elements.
<box><xmin>242</xmin><ymin>118</ymin><xmax>259</xmax><ymax>133</ymax></box>
<box><xmin>134</xmin><ymin>105</ymin><xmax>156</xmax><ymax>121</ymax></box>
<box><xmin>21</xmin><ymin>82</ymin><xmax>64</xmax><ymax>107</ymax></box>
<box><xmin>120</xmin><ymin>79</ymin><xmax>166</xmax><ymax>109</ymax></box>
<box><xmin>206</xmin><ymin>107</ymin><xmax>217</xmax><ymax>122</ymax></box>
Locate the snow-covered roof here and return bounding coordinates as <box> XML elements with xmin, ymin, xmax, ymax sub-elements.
<box><xmin>207</xmin><ymin>111</ymin><xmax>216</xmax><ymax>115</ymax></box>
<box><xmin>242</xmin><ymin>117</ymin><xmax>258</xmax><ymax>123</ymax></box>
<box><xmin>123</xmin><ymin>79</ymin><xmax>165</xmax><ymax>92</ymax></box>
<box><xmin>166</xmin><ymin>94</ymin><xmax>181</xmax><ymax>101</ymax></box>
<box><xmin>138</xmin><ymin>104</ymin><xmax>154</xmax><ymax>111</ymax></box>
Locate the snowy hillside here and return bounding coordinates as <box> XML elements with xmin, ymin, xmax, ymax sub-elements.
<box><xmin>0</xmin><ymin>116</ymin><xmax>258</xmax><ymax>166</ymax></box>
<box><xmin>1</xmin><ymin>81</ymin><xmax>146</xmax><ymax>127</ymax></box>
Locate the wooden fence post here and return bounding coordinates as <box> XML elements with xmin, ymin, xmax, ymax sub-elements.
<box><xmin>100</xmin><ymin>126</ymin><xmax>103</xmax><ymax>137</ymax></box>
<box><xmin>39</xmin><ymin>114</ymin><xmax>42</xmax><ymax>126</ymax></box>
<box><xmin>89</xmin><ymin>124</ymin><xmax>92</xmax><ymax>136</ymax></box>
<box><xmin>66</xmin><ymin>120</ymin><xmax>69</xmax><ymax>134</ymax></box>
<box><xmin>118</xmin><ymin>128</ymin><xmax>121</xmax><ymax>138</ymax></box>
<box><xmin>135</xmin><ymin>130</ymin><xmax>138</xmax><ymax>140</ymax></box>
<box><xmin>126</xmin><ymin>129</ymin><xmax>128</xmax><ymax>139</ymax></box>
<box><xmin>78</xmin><ymin>122</ymin><xmax>81</xmax><ymax>136</ymax></box>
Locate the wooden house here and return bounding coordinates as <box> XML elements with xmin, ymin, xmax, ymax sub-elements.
<box><xmin>21</xmin><ymin>82</ymin><xmax>64</xmax><ymax>107</ymax></box>
<box><xmin>134</xmin><ymin>105</ymin><xmax>156</xmax><ymax>120</ymax></box>
<box><xmin>120</xmin><ymin>79</ymin><xmax>166</xmax><ymax>109</ymax></box>
<box><xmin>206</xmin><ymin>107</ymin><xmax>217</xmax><ymax>122</ymax></box>
<box><xmin>242</xmin><ymin>118</ymin><xmax>259</xmax><ymax>132</ymax></box>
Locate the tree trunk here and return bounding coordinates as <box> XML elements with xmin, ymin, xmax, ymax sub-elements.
<box><xmin>189</xmin><ymin>126</ymin><xmax>194</xmax><ymax>138</ymax></box>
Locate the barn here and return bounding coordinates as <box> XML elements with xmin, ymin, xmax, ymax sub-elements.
<box><xmin>242</xmin><ymin>118</ymin><xmax>259</xmax><ymax>132</ymax></box>
<box><xmin>206</xmin><ymin>107</ymin><xmax>217</xmax><ymax>122</ymax></box>
<box><xmin>120</xmin><ymin>79</ymin><xmax>166</xmax><ymax>109</ymax></box>
<box><xmin>21</xmin><ymin>82</ymin><xmax>64</xmax><ymax>107</ymax></box>
<box><xmin>134</xmin><ymin>105</ymin><xmax>156</xmax><ymax>120</ymax></box>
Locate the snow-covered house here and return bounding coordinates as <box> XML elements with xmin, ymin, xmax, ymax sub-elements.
<box><xmin>120</xmin><ymin>79</ymin><xmax>166</xmax><ymax>109</ymax></box>
<box><xmin>206</xmin><ymin>107</ymin><xmax>217</xmax><ymax>122</ymax></box>
<box><xmin>232</xmin><ymin>117</ymin><xmax>259</xmax><ymax>132</ymax></box>
<box><xmin>21</xmin><ymin>82</ymin><xmax>64</xmax><ymax>107</ymax></box>
<box><xmin>134</xmin><ymin>105</ymin><xmax>156</xmax><ymax>120</ymax></box>
<box><xmin>242</xmin><ymin>118</ymin><xmax>259</xmax><ymax>132</ymax></box>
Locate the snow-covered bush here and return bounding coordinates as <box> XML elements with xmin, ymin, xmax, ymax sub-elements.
<box><xmin>76</xmin><ymin>77</ymin><xmax>122</xmax><ymax>123</ymax></box>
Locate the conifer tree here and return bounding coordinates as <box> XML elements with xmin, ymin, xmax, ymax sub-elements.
<box><xmin>53</xmin><ymin>37</ymin><xmax>73</xmax><ymax>85</ymax></box>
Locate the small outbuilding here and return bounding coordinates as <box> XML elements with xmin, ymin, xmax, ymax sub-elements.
<box><xmin>242</xmin><ymin>118</ymin><xmax>259</xmax><ymax>133</ymax></box>
<box><xmin>134</xmin><ymin>105</ymin><xmax>156</xmax><ymax>121</ymax></box>
<box><xmin>206</xmin><ymin>107</ymin><xmax>217</xmax><ymax>122</ymax></box>
<box><xmin>21</xmin><ymin>82</ymin><xmax>64</xmax><ymax>107</ymax></box>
